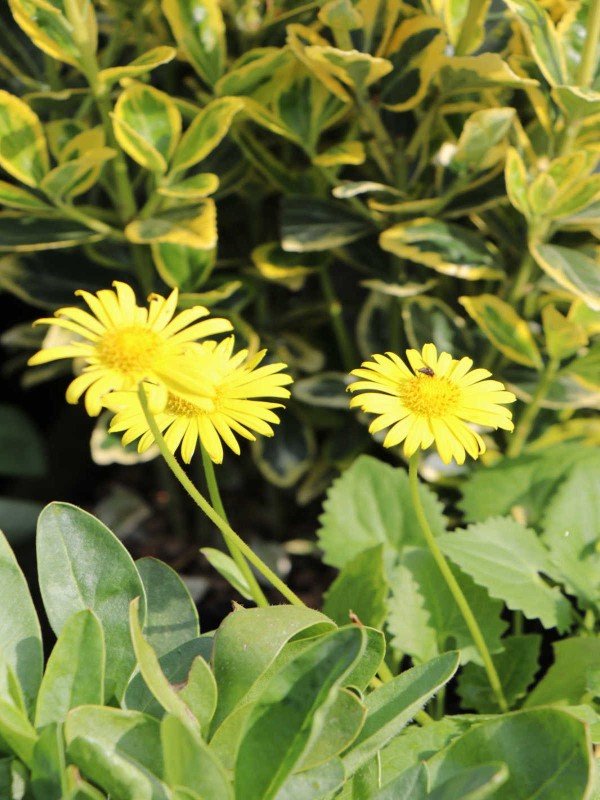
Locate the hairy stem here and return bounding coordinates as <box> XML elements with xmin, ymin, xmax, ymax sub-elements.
<box><xmin>408</xmin><ymin>454</ymin><xmax>508</xmax><ymax>712</ymax></box>
<box><xmin>200</xmin><ymin>446</ymin><xmax>269</xmax><ymax>607</ymax></box>
<box><xmin>138</xmin><ymin>386</ymin><xmax>304</xmax><ymax>607</ymax></box>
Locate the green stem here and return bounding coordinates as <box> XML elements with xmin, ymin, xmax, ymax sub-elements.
<box><xmin>138</xmin><ymin>386</ymin><xmax>304</xmax><ymax>607</ymax></box>
<box><xmin>200</xmin><ymin>446</ymin><xmax>269</xmax><ymax>608</ymax></box>
<box><xmin>577</xmin><ymin>0</ymin><xmax>600</xmax><ymax>87</ymax></box>
<box><xmin>319</xmin><ymin>265</ymin><xmax>356</xmax><ymax>371</ymax></box>
<box><xmin>356</xmin><ymin>96</ymin><xmax>395</xmax><ymax>183</ymax></box>
<box><xmin>506</xmin><ymin>358</ymin><xmax>559</xmax><ymax>457</ymax></box>
<box><xmin>408</xmin><ymin>454</ymin><xmax>508</xmax><ymax>713</ymax></box>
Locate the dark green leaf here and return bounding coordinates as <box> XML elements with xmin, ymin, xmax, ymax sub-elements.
<box><xmin>281</xmin><ymin>197</ymin><xmax>375</xmax><ymax>252</ymax></box>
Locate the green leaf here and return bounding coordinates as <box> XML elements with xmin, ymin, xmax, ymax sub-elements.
<box><xmin>0</xmin><ymin>530</ymin><xmax>42</xmax><ymax>712</ymax></box>
<box><xmin>137</xmin><ymin>557</ymin><xmax>199</xmax><ymax>658</ymax></box>
<box><xmin>252</xmin><ymin>409</ymin><xmax>315</xmax><ymax>488</ymax></box>
<box><xmin>323</xmin><ymin>545</ymin><xmax>388</xmax><ymax>628</ymax></box>
<box><xmin>298</xmin><ymin>687</ymin><xmax>366</xmax><ymax>772</ymax></box>
<box><xmin>438</xmin><ymin>518</ymin><xmax>572</xmax><ymax>631</ymax></box>
<box><xmin>542</xmin><ymin>304</ymin><xmax>588</xmax><ymax>361</ymax></box>
<box><xmin>0</xmin><ymin>699</ymin><xmax>37</xmax><ymax>765</ymax></box>
<box><xmin>31</xmin><ymin>722</ymin><xmax>67</xmax><ymax>800</ymax></box>
<box><xmin>525</xmin><ymin>637</ymin><xmax>600</xmax><ymax>707</ymax></box>
<box><xmin>281</xmin><ymin>196</ymin><xmax>375</xmax><ymax>252</ymax></box>
<box><xmin>531</xmin><ymin>243</ymin><xmax>600</xmax><ymax>312</ymax></box>
<box><xmin>372</xmin><ymin>763</ymin><xmax>428</xmax><ymax>800</ymax></box>
<box><xmin>201</xmin><ymin>547</ymin><xmax>252</xmax><ymax>600</ymax></box>
<box><xmin>65</xmin><ymin>706</ymin><xmax>169</xmax><ymax>800</ymax></box>
<box><xmin>428</xmin><ymin>763</ymin><xmax>509</xmax><ymax>800</ymax></box>
<box><xmin>162</xmin><ymin>0</ymin><xmax>226</xmax><ymax>86</ymax></box>
<box><xmin>211</xmin><ymin>605</ymin><xmax>334</xmax><ymax>730</ymax></box>
<box><xmin>342</xmin><ymin>652</ymin><xmax>460</xmax><ymax>777</ymax></box>
<box><xmin>0</xmin><ymin>218</ymin><xmax>102</xmax><ymax>252</ymax></box>
<box><xmin>170</xmin><ymin>97</ymin><xmax>244</xmax><ymax>175</ymax></box>
<box><xmin>251</xmin><ymin>242</ymin><xmax>320</xmax><ymax>291</ymax></box>
<box><xmin>439</xmin><ymin>53</ymin><xmax>537</xmax><ymax>92</ymax></box>
<box><xmin>0</xmin><ymin>404</ymin><xmax>45</xmax><ymax>477</ymax></box>
<box><xmin>380</xmin><ymin>219</ymin><xmax>504</xmax><ymax>280</ymax></box>
<box><xmin>124</xmin><ymin>637</ymin><xmax>212</xmax><ymax>721</ymax></box>
<box><xmin>313</xmin><ymin>141</ymin><xmax>365</xmax><ymax>167</ymax></box>
<box><xmin>388</xmin><ymin>547</ymin><xmax>507</xmax><ymax>666</ymax></box>
<box><xmin>344</xmin><ymin>627</ymin><xmax>385</xmax><ymax>692</ymax></box>
<box><xmin>0</xmin><ymin>181</ymin><xmax>51</xmax><ymax>211</ymax></box>
<box><xmin>36</xmin><ymin>502</ymin><xmax>146</xmax><ymax>702</ymax></box>
<box><xmin>178</xmin><ymin>654</ymin><xmax>217</xmax><ymax>736</ymax></box>
<box><xmin>113</xmin><ymin>84</ymin><xmax>181</xmax><ymax>173</ymax></box>
<box><xmin>275</xmin><ymin>757</ymin><xmax>345</xmax><ymax>800</ymax></box>
<box><xmin>126</xmin><ymin>202</ymin><xmax>217</xmax><ymax>249</ymax></box>
<box><xmin>553</xmin><ymin>86</ymin><xmax>600</xmax><ymax>120</ymax></box>
<box><xmin>542</xmin><ymin>459</ymin><xmax>600</xmax><ymax>609</ymax></box>
<box><xmin>99</xmin><ymin>46</ymin><xmax>177</xmax><ymax>89</ymax></box>
<box><xmin>460</xmin><ymin>294</ymin><xmax>543</xmax><ymax>368</ymax></box>
<box><xmin>158</xmin><ymin>172</ymin><xmax>219</xmax><ymax>200</ymax></box>
<box><xmin>0</xmin><ymin>497</ymin><xmax>42</xmax><ymax>546</ymax></box>
<box><xmin>317</xmin><ymin>455</ymin><xmax>447</xmax><ymax>569</ymax></box>
<box><xmin>504</xmin><ymin>0</ymin><xmax>566</xmax><ymax>84</ymax></box>
<box><xmin>40</xmin><ymin>147</ymin><xmax>115</xmax><ymax>199</ymax></box>
<box><xmin>8</xmin><ymin>0</ymin><xmax>96</xmax><ymax>67</ymax></box>
<box><xmin>427</xmin><ymin>709</ymin><xmax>591</xmax><ymax>799</ymax></box>
<box><xmin>35</xmin><ymin>610</ymin><xmax>104</xmax><ymax>728</ymax></box>
<box><xmin>303</xmin><ymin>46</ymin><xmax>392</xmax><ymax>93</ymax></box>
<box><xmin>458</xmin><ymin>634</ymin><xmax>541</xmax><ymax>713</ymax></box>
<box><xmin>504</xmin><ymin>148</ymin><xmax>530</xmax><ymax>216</ymax></box>
<box><xmin>161</xmin><ymin>714</ymin><xmax>232</xmax><ymax>798</ymax></box>
<box><xmin>234</xmin><ymin>626</ymin><xmax>366</xmax><ymax>800</ymax></box>
<box><xmin>293</xmin><ymin>372</ymin><xmax>350</xmax><ymax>409</ymax></box>
<box><xmin>451</xmin><ymin>108</ymin><xmax>515</xmax><ymax>174</ymax></box>
<box><xmin>561</xmin><ymin>342</ymin><xmax>600</xmax><ymax>388</ymax></box>
<box><xmin>0</xmin><ymin>90</ymin><xmax>49</xmax><ymax>186</ymax></box>
<box><xmin>151</xmin><ymin>242</ymin><xmax>215</xmax><ymax>292</ymax></box>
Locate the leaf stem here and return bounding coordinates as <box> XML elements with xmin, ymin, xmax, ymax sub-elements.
<box><xmin>200</xmin><ymin>446</ymin><xmax>269</xmax><ymax>607</ymax></box>
<box><xmin>506</xmin><ymin>357</ymin><xmax>559</xmax><ymax>457</ymax></box>
<box><xmin>408</xmin><ymin>454</ymin><xmax>508</xmax><ymax>712</ymax></box>
<box><xmin>578</xmin><ymin>0</ymin><xmax>600</xmax><ymax>87</ymax></box>
<box><xmin>138</xmin><ymin>385</ymin><xmax>304</xmax><ymax>607</ymax></box>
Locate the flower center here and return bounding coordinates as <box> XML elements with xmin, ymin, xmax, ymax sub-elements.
<box><xmin>96</xmin><ymin>326</ymin><xmax>162</xmax><ymax>376</ymax></box>
<box><xmin>166</xmin><ymin>391</ymin><xmax>216</xmax><ymax>417</ymax></box>
<box><xmin>399</xmin><ymin>374</ymin><xmax>460</xmax><ymax>417</ymax></box>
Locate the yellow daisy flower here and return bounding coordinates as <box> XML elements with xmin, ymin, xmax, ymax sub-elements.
<box><xmin>28</xmin><ymin>282</ymin><xmax>232</xmax><ymax>416</ymax></box>
<box><xmin>104</xmin><ymin>337</ymin><xmax>293</xmax><ymax>464</ymax></box>
<box><xmin>349</xmin><ymin>343</ymin><xmax>516</xmax><ymax>464</ymax></box>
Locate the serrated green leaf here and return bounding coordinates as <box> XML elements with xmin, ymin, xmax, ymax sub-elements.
<box><xmin>381</xmin><ymin>219</ymin><xmax>504</xmax><ymax>280</ymax></box>
<box><xmin>458</xmin><ymin>634</ymin><xmax>541</xmax><ymax>713</ymax></box>
<box><xmin>323</xmin><ymin>545</ymin><xmax>388</xmax><ymax>628</ymax></box>
<box><xmin>388</xmin><ymin>546</ymin><xmax>506</xmax><ymax>665</ymax></box>
<box><xmin>525</xmin><ymin>636</ymin><xmax>600</xmax><ymax>707</ymax></box>
<box><xmin>460</xmin><ymin>294</ymin><xmax>542</xmax><ymax>368</ymax></box>
<box><xmin>317</xmin><ymin>455</ymin><xmax>447</xmax><ymax>569</ymax></box>
<box><xmin>438</xmin><ymin>517</ymin><xmax>572</xmax><ymax>631</ymax></box>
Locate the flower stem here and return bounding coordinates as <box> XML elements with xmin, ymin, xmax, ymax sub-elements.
<box><xmin>408</xmin><ymin>454</ymin><xmax>508</xmax><ymax>713</ymax></box>
<box><xmin>138</xmin><ymin>386</ymin><xmax>304</xmax><ymax>607</ymax></box>
<box><xmin>578</xmin><ymin>0</ymin><xmax>600</xmax><ymax>87</ymax></box>
<box><xmin>506</xmin><ymin>358</ymin><xmax>559</xmax><ymax>458</ymax></box>
<box><xmin>200</xmin><ymin>446</ymin><xmax>269</xmax><ymax>608</ymax></box>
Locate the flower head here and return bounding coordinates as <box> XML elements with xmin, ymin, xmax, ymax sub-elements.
<box><xmin>349</xmin><ymin>343</ymin><xmax>516</xmax><ymax>464</ymax></box>
<box><xmin>28</xmin><ymin>282</ymin><xmax>232</xmax><ymax>415</ymax></box>
<box><xmin>104</xmin><ymin>337</ymin><xmax>293</xmax><ymax>464</ymax></box>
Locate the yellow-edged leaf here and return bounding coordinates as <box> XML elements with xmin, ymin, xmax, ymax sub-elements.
<box><xmin>158</xmin><ymin>173</ymin><xmax>219</xmax><ymax>200</ymax></box>
<box><xmin>531</xmin><ymin>243</ymin><xmax>600</xmax><ymax>311</ymax></box>
<box><xmin>99</xmin><ymin>46</ymin><xmax>177</xmax><ymax>90</ymax></box>
<box><xmin>40</xmin><ymin>147</ymin><xmax>115</xmax><ymax>198</ymax></box>
<box><xmin>0</xmin><ymin>90</ymin><xmax>49</xmax><ymax>187</ymax></box>
<box><xmin>303</xmin><ymin>46</ymin><xmax>393</xmax><ymax>92</ymax></box>
<box><xmin>45</xmin><ymin>119</ymin><xmax>86</xmax><ymax>161</ymax></box>
<box><xmin>8</xmin><ymin>0</ymin><xmax>83</xmax><ymax>66</ymax></box>
<box><xmin>170</xmin><ymin>97</ymin><xmax>244</xmax><ymax>175</ymax></box>
<box><xmin>313</xmin><ymin>141</ymin><xmax>366</xmax><ymax>167</ymax></box>
<box><xmin>0</xmin><ymin>181</ymin><xmax>51</xmax><ymax>211</ymax></box>
<box><xmin>460</xmin><ymin>294</ymin><xmax>543</xmax><ymax>368</ymax></box>
<box><xmin>151</xmin><ymin>242</ymin><xmax>215</xmax><ymax>291</ymax></box>
<box><xmin>505</xmin><ymin>0</ymin><xmax>567</xmax><ymax>85</ymax></box>
<box><xmin>505</xmin><ymin>147</ymin><xmax>531</xmax><ymax>217</ymax></box>
<box><xmin>61</xmin><ymin>127</ymin><xmax>105</xmax><ymax>161</ymax></box>
<box><xmin>162</xmin><ymin>0</ymin><xmax>226</xmax><ymax>86</ymax></box>
<box><xmin>451</xmin><ymin>108</ymin><xmax>515</xmax><ymax>173</ymax></box>
<box><xmin>542</xmin><ymin>304</ymin><xmax>588</xmax><ymax>361</ymax></box>
<box><xmin>251</xmin><ymin>242</ymin><xmax>320</xmax><ymax>290</ymax></box>
<box><xmin>126</xmin><ymin>200</ymin><xmax>217</xmax><ymax>249</ymax></box>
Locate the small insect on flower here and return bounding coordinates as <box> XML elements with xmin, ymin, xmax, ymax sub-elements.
<box><xmin>104</xmin><ymin>337</ymin><xmax>293</xmax><ymax>464</ymax></box>
<box><xmin>348</xmin><ymin>343</ymin><xmax>516</xmax><ymax>464</ymax></box>
<box><xmin>28</xmin><ymin>282</ymin><xmax>232</xmax><ymax>416</ymax></box>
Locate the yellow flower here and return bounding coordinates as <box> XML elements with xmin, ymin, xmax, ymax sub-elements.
<box><xmin>104</xmin><ymin>337</ymin><xmax>293</xmax><ymax>464</ymax></box>
<box><xmin>28</xmin><ymin>282</ymin><xmax>232</xmax><ymax>416</ymax></box>
<box><xmin>349</xmin><ymin>343</ymin><xmax>516</xmax><ymax>464</ymax></box>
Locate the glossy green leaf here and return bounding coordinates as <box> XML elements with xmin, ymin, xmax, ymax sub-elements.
<box><xmin>451</xmin><ymin>108</ymin><xmax>515</xmax><ymax>174</ymax></box>
<box><xmin>531</xmin><ymin>243</ymin><xmax>600</xmax><ymax>311</ymax></box>
<box><xmin>126</xmin><ymin>202</ymin><xmax>217</xmax><ymax>249</ymax></box>
<box><xmin>171</xmin><ymin>97</ymin><xmax>244</xmax><ymax>176</ymax></box>
<box><xmin>0</xmin><ymin>530</ymin><xmax>42</xmax><ymax>712</ymax></box>
<box><xmin>553</xmin><ymin>85</ymin><xmax>600</xmax><ymax>120</ymax></box>
<box><xmin>298</xmin><ymin>687</ymin><xmax>366</xmax><ymax>772</ymax></box>
<box><xmin>65</xmin><ymin>706</ymin><xmax>169</xmax><ymax>800</ymax></box>
<box><xmin>137</xmin><ymin>557</ymin><xmax>199</xmax><ymax>658</ymax></box>
<box><xmin>439</xmin><ymin>517</ymin><xmax>572</xmax><ymax>631</ymax></box>
<box><xmin>388</xmin><ymin>546</ymin><xmax>507</xmax><ymax>666</ymax></box>
<box><xmin>460</xmin><ymin>294</ymin><xmax>542</xmax><ymax>368</ymax></box>
<box><xmin>234</xmin><ymin>626</ymin><xmax>365</xmax><ymax>800</ymax></box>
<box><xmin>281</xmin><ymin>196</ymin><xmax>375</xmax><ymax>252</ymax></box>
<box><xmin>439</xmin><ymin>53</ymin><xmax>537</xmax><ymax>92</ymax></box>
<box><xmin>162</xmin><ymin>0</ymin><xmax>226</xmax><ymax>86</ymax></box>
<box><xmin>251</xmin><ymin>242</ymin><xmax>320</xmax><ymax>291</ymax></box>
<box><xmin>8</xmin><ymin>0</ymin><xmax>95</xmax><ymax>67</ymax></box>
<box><xmin>36</xmin><ymin>502</ymin><xmax>146</xmax><ymax>702</ymax></box>
<box><xmin>161</xmin><ymin>714</ymin><xmax>232</xmax><ymax>798</ymax></box>
<box><xmin>0</xmin><ymin>218</ymin><xmax>103</xmax><ymax>252</ymax></box>
<box><xmin>0</xmin><ymin>181</ymin><xmax>51</xmax><ymax>211</ymax></box>
<box><xmin>504</xmin><ymin>0</ymin><xmax>566</xmax><ymax>85</ymax></box>
<box><xmin>99</xmin><ymin>46</ymin><xmax>177</xmax><ymax>89</ymax></box>
<box><xmin>313</xmin><ymin>141</ymin><xmax>365</xmax><ymax>167</ymax></box>
<box><xmin>35</xmin><ymin>610</ymin><xmax>104</xmax><ymax>728</ymax></box>
<box><xmin>317</xmin><ymin>455</ymin><xmax>447</xmax><ymax>569</ymax></box>
<box><xmin>304</xmin><ymin>46</ymin><xmax>392</xmax><ymax>93</ymax></box>
<box><xmin>323</xmin><ymin>545</ymin><xmax>388</xmax><ymax>628</ymax></box>
<box><xmin>158</xmin><ymin>172</ymin><xmax>219</xmax><ymax>200</ymax></box>
<box><xmin>151</xmin><ymin>242</ymin><xmax>215</xmax><ymax>292</ymax></box>
<box><xmin>0</xmin><ymin>90</ymin><xmax>48</xmax><ymax>186</ymax></box>
<box><xmin>0</xmin><ymin>699</ymin><xmax>37</xmax><ymax>765</ymax></box>
<box><xmin>40</xmin><ymin>147</ymin><xmax>115</xmax><ymax>198</ymax></box>
<box><xmin>113</xmin><ymin>84</ymin><xmax>181</xmax><ymax>173</ymax></box>
<box><xmin>525</xmin><ymin>637</ymin><xmax>600</xmax><ymax>707</ymax></box>
<box><xmin>31</xmin><ymin>722</ymin><xmax>67</xmax><ymax>800</ymax></box>
<box><xmin>342</xmin><ymin>652</ymin><xmax>460</xmax><ymax>776</ymax></box>
<box><xmin>427</xmin><ymin>709</ymin><xmax>591</xmax><ymax>799</ymax></box>
<box><xmin>458</xmin><ymin>634</ymin><xmax>541</xmax><ymax>713</ymax></box>
<box><xmin>211</xmin><ymin>605</ymin><xmax>335</xmax><ymax>730</ymax></box>
<box><xmin>380</xmin><ymin>219</ymin><xmax>504</xmax><ymax>280</ymax></box>
<box><xmin>0</xmin><ymin>403</ymin><xmax>45</xmax><ymax>477</ymax></box>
